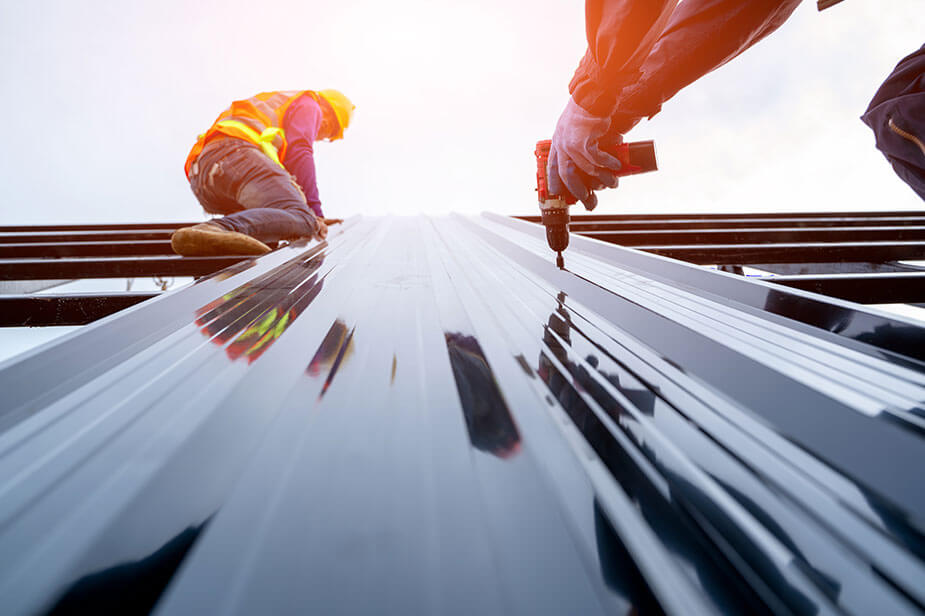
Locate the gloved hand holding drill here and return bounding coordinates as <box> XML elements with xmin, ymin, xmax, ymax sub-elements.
<box><xmin>548</xmin><ymin>98</ymin><xmax>623</xmax><ymax>211</ymax></box>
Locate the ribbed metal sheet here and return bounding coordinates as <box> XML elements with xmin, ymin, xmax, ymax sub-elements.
<box><xmin>1</xmin><ymin>215</ymin><xmax>924</xmax><ymax>615</ymax></box>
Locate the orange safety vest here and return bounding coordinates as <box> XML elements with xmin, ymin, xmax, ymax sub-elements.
<box><xmin>184</xmin><ymin>90</ymin><xmax>323</xmax><ymax>178</ymax></box>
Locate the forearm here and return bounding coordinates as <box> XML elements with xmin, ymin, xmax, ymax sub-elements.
<box><xmin>283</xmin><ymin>144</ymin><xmax>324</xmax><ymax>218</ymax></box>
<box><xmin>617</xmin><ymin>0</ymin><xmax>802</xmax><ymax>127</ymax></box>
<box><xmin>569</xmin><ymin>0</ymin><xmax>676</xmax><ymax>116</ymax></box>
<box><xmin>281</xmin><ymin>95</ymin><xmax>324</xmax><ymax>217</ymax></box>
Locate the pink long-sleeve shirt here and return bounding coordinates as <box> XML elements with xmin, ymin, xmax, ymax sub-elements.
<box><xmin>281</xmin><ymin>94</ymin><xmax>324</xmax><ymax>217</ymax></box>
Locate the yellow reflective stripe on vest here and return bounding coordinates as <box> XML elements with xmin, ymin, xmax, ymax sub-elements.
<box><xmin>215</xmin><ymin>120</ymin><xmax>286</xmax><ymax>168</ymax></box>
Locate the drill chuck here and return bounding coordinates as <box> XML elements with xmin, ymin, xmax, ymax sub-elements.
<box><xmin>540</xmin><ymin>208</ymin><xmax>570</xmax><ymax>253</ymax></box>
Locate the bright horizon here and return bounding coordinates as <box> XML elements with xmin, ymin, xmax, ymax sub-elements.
<box><xmin>1</xmin><ymin>1</ymin><xmax>923</xmax><ymax>227</ymax></box>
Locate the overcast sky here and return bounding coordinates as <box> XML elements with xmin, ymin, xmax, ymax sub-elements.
<box><xmin>0</xmin><ymin>0</ymin><xmax>922</xmax><ymax>226</ymax></box>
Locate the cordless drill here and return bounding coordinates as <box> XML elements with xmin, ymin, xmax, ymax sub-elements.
<box><xmin>535</xmin><ymin>139</ymin><xmax>658</xmax><ymax>268</ymax></box>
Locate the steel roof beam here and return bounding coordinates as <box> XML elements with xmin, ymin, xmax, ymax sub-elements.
<box><xmin>637</xmin><ymin>241</ymin><xmax>925</xmax><ymax>265</ymax></box>
<box><xmin>0</xmin><ymin>223</ymin><xmax>196</xmax><ymax>233</ymax></box>
<box><xmin>767</xmin><ymin>272</ymin><xmax>925</xmax><ymax>304</ymax></box>
<box><xmin>0</xmin><ymin>255</ymin><xmax>247</xmax><ymax>280</ymax></box>
<box><xmin>0</xmin><ymin>293</ymin><xmax>158</xmax><ymax>326</ymax></box>
<box><xmin>570</xmin><ymin>218</ymin><xmax>925</xmax><ymax>231</ymax></box>
<box><xmin>581</xmin><ymin>226</ymin><xmax>925</xmax><ymax>245</ymax></box>
<box><xmin>745</xmin><ymin>261</ymin><xmax>925</xmax><ymax>275</ymax></box>
<box><xmin>517</xmin><ymin>210</ymin><xmax>925</xmax><ymax>223</ymax></box>
<box><xmin>0</xmin><ymin>230</ymin><xmax>177</xmax><ymax>244</ymax></box>
<box><xmin>0</xmin><ymin>241</ymin><xmax>175</xmax><ymax>259</ymax></box>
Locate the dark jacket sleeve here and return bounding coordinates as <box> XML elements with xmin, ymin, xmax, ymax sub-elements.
<box><xmin>570</xmin><ymin>0</ymin><xmax>801</xmax><ymax>132</ymax></box>
<box><xmin>569</xmin><ymin>0</ymin><xmax>675</xmax><ymax>117</ymax></box>
<box><xmin>281</xmin><ymin>95</ymin><xmax>324</xmax><ymax>217</ymax></box>
<box><xmin>860</xmin><ymin>45</ymin><xmax>925</xmax><ymax>200</ymax></box>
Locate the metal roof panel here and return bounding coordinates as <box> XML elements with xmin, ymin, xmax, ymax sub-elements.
<box><xmin>1</xmin><ymin>215</ymin><xmax>923</xmax><ymax>614</ymax></box>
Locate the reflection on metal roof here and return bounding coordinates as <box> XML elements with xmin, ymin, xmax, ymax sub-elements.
<box><xmin>1</xmin><ymin>215</ymin><xmax>924</xmax><ymax>614</ymax></box>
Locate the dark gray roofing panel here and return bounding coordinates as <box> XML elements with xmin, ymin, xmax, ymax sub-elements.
<box><xmin>1</xmin><ymin>215</ymin><xmax>924</xmax><ymax>615</ymax></box>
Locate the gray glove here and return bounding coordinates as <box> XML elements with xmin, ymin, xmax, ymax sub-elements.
<box><xmin>548</xmin><ymin>98</ymin><xmax>622</xmax><ymax>208</ymax></box>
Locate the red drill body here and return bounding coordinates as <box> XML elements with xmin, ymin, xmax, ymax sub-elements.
<box><xmin>535</xmin><ymin>139</ymin><xmax>657</xmax><ymax>268</ymax></box>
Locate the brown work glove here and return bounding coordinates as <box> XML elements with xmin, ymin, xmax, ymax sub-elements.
<box><xmin>322</xmin><ymin>218</ymin><xmax>343</xmax><ymax>226</ymax></box>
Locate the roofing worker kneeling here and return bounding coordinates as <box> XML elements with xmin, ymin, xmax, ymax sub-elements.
<box><xmin>172</xmin><ymin>89</ymin><xmax>354</xmax><ymax>256</ymax></box>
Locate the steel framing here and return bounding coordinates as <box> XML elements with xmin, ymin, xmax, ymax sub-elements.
<box><xmin>0</xmin><ymin>222</ymin><xmax>245</xmax><ymax>325</ymax></box>
<box><xmin>4</xmin><ymin>211</ymin><xmax>925</xmax><ymax>326</ymax></box>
